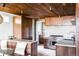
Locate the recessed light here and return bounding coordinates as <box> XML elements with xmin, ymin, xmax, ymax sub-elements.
<box><xmin>62</xmin><ymin>3</ymin><xmax>66</xmax><ymax>6</ymax></box>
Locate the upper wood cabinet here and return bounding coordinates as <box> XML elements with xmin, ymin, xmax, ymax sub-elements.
<box><xmin>45</xmin><ymin>17</ymin><xmax>62</xmax><ymax>25</ymax></box>
<box><xmin>45</xmin><ymin>16</ymin><xmax>75</xmax><ymax>26</ymax></box>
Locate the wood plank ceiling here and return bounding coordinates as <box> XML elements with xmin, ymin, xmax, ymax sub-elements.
<box><xmin>0</xmin><ymin>3</ymin><xmax>76</xmax><ymax>19</ymax></box>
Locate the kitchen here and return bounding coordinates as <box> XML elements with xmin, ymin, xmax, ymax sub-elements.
<box><xmin>0</xmin><ymin>3</ymin><xmax>79</xmax><ymax>56</ymax></box>
<box><xmin>37</xmin><ymin>15</ymin><xmax>76</xmax><ymax>56</ymax></box>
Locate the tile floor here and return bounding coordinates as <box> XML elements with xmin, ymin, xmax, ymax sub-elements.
<box><xmin>38</xmin><ymin>45</ymin><xmax>56</xmax><ymax>56</ymax></box>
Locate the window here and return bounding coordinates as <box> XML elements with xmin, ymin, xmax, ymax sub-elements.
<box><xmin>3</xmin><ymin>15</ymin><xmax>9</xmax><ymax>23</ymax></box>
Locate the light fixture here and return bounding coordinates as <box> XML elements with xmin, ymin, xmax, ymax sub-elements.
<box><xmin>0</xmin><ymin>3</ymin><xmax>5</xmax><ymax>7</ymax></box>
<box><xmin>0</xmin><ymin>15</ymin><xmax>3</xmax><ymax>24</ymax></box>
<box><xmin>21</xmin><ymin>10</ymin><xmax>23</xmax><ymax>14</ymax></box>
<box><xmin>20</xmin><ymin>10</ymin><xmax>23</xmax><ymax>15</ymax></box>
<box><xmin>62</xmin><ymin>3</ymin><xmax>66</xmax><ymax>6</ymax></box>
<box><xmin>49</xmin><ymin>5</ymin><xmax>52</xmax><ymax>11</ymax></box>
<box><xmin>0</xmin><ymin>3</ymin><xmax>4</xmax><ymax>6</ymax></box>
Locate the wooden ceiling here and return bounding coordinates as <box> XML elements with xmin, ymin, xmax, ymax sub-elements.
<box><xmin>0</xmin><ymin>3</ymin><xmax>76</xmax><ymax>19</ymax></box>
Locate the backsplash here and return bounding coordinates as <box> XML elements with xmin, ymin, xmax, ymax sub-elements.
<box><xmin>43</xmin><ymin>25</ymin><xmax>76</xmax><ymax>38</ymax></box>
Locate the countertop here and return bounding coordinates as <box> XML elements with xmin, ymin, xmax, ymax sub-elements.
<box><xmin>55</xmin><ymin>40</ymin><xmax>76</xmax><ymax>47</ymax></box>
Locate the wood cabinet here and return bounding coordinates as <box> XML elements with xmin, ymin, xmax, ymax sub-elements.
<box><xmin>45</xmin><ymin>16</ymin><xmax>75</xmax><ymax>26</ymax></box>
<box><xmin>56</xmin><ymin>46</ymin><xmax>76</xmax><ymax>56</ymax></box>
<box><xmin>45</xmin><ymin>17</ymin><xmax>62</xmax><ymax>26</ymax></box>
<box><xmin>39</xmin><ymin>35</ymin><xmax>45</xmax><ymax>44</ymax></box>
<box><xmin>44</xmin><ymin>39</ymin><xmax>48</xmax><ymax>48</ymax></box>
<box><xmin>22</xmin><ymin>17</ymin><xmax>32</xmax><ymax>39</ymax></box>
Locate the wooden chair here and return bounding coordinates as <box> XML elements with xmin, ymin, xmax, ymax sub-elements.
<box><xmin>14</xmin><ymin>41</ymin><xmax>28</xmax><ymax>56</ymax></box>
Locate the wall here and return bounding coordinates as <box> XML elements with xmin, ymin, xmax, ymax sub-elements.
<box><xmin>0</xmin><ymin>11</ymin><xmax>15</xmax><ymax>40</ymax></box>
<box><xmin>36</xmin><ymin>20</ymin><xmax>45</xmax><ymax>44</ymax></box>
<box><xmin>43</xmin><ymin>16</ymin><xmax>76</xmax><ymax>38</ymax></box>
<box><xmin>36</xmin><ymin>18</ymin><xmax>76</xmax><ymax>39</ymax></box>
<box><xmin>43</xmin><ymin>26</ymin><xmax>76</xmax><ymax>38</ymax></box>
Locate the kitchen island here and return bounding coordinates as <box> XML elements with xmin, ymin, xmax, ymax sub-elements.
<box><xmin>55</xmin><ymin>40</ymin><xmax>76</xmax><ymax>56</ymax></box>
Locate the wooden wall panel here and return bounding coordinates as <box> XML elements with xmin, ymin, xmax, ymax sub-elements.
<box><xmin>22</xmin><ymin>17</ymin><xmax>32</xmax><ymax>39</ymax></box>
<box><xmin>13</xmin><ymin>16</ymin><xmax>22</xmax><ymax>40</ymax></box>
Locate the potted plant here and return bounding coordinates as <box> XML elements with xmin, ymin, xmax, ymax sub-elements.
<box><xmin>8</xmin><ymin>36</ymin><xmax>15</xmax><ymax>40</ymax></box>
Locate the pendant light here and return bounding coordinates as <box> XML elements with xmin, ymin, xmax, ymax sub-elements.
<box><xmin>0</xmin><ymin>3</ymin><xmax>5</xmax><ymax>7</ymax></box>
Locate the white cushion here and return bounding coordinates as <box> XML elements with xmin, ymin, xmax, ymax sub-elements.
<box><xmin>14</xmin><ymin>41</ymin><xmax>27</xmax><ymax>55</ymax></box>
<box><xmin>0</xmin><ymin>53</ymin><xmax>3</xmax><ymax>56</ymax></box>
<box><xmin>1</xmin><ymin>40</ymin><xmax>7</xmax><ymax>50</ymax></box>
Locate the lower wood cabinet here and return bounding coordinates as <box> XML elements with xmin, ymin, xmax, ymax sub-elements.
<box><xmin>56</xmin><ymin>46</ymin><xmax>76</xmax><ymax>56</ymax></box>
<box><xmin>44</xmin><ymin>39</ymin><xmax>48</xmax><ymax>48</ymax></box>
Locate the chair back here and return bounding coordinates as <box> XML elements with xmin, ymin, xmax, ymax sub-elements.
<box><xmin>14</xmin><ymin>41</ymin><xmax>27</xmax><ymax>55</ymax></box>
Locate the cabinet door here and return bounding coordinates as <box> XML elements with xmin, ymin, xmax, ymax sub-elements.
<box><xmin>45</xmin><ymin>17</ymin><xmax>51</xmax><ymax>26</ymax></box>
<box><xmin>56</xmin><ymin>46</ymin><xmax>76</xmax><ymax>56</ymax></box>
<box><xmin>50</xmin><ymin>17</ymin><xmax>58</xmax><ymax>25</ymax></box>
<box><xmin>45</xmin><ymin>16</ymin><xmax>75</xmax><ymax>26</ymax></box>
<box><xmin>56</xmin><ymin>46</ymin><xmax>64</xmax><ymax>56</ymax></box>
<box><xmin>62</xmin><ymin>16</ymin><xmax>75</xmax><ymax>25</ymax></box>
<box><xmin>68</xmin><ymin>47</ymin><xmax>76</xmax><ymax>56</ymax></box>
<box><xmin>45</xmin><ymin>17</ymin><xmax>62</xmax><ymax>26</ymax></box>
<box><xmin>56</xmin><ymin>46</ymin><xmax>68</xmax><ymax>56</ymax></box>
<box><xmin>44</xmin><ymin>39</ymin><xmax>48</xmax><ymax>48</ymax></box>
<box><xmin>50</xmin><ymin>17</ymin><xmax>63</xmax><ymax>25</ymax></box>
